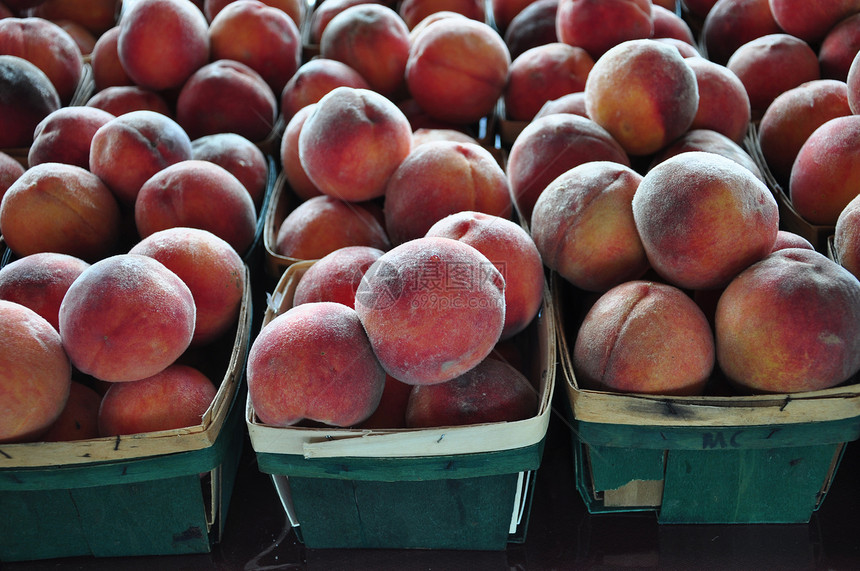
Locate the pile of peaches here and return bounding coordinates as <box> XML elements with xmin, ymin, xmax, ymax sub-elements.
<box><xmin>5</xmin><ymin>0</ymin><xmax>860</xmax><ymax>440</ymax></box>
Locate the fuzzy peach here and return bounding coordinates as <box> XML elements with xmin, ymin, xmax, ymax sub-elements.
<box><xmin>0</xmin><ymin>151</ymin><xmax>25</xmax><ymax>202</ymax></box>
<box><xmin>358</xmin><ymin>373</ymin><xmax>412</xmax><ymax>429</ymax></box>
<box><xmin>86</xmin><ymin>84</ymin><xmax>173</xmax><ymax>117</ymax></box>
<box><xmin>584</xmin><ymin>38</ymin><xmax>699</xmax><ymax>156</ymax></box>
<box><xmin>769</xmin><ymin>0</ymin><xmax>860</xmax><ymax>44</ymax></box>
<box><xmin>191</xmin><ymin>132</ymin><xmax>269</xmax><ymax>208</ymax></box>
<box><xmin>503</xmin><ymin>0</ymin><xmax>558</xmax><ymax>60</ymax></box>
<box><xmin>383</xmin><ymin>141</ymin><xmax>512</xmax><ymax>245</ymax></box>
<box><xmin>632</xmin><ymin>151</ymin><xmax>779</xmax><ymax>290</ymax></box>
<box><xmin>0</xmin><ymin>54</ymin><xmax>60</xmax><ymax>148</ymax></box>
<box><xmin>818</xmin><ymin>13</ymin><xmax>860</xmax><ymax>82</ymax></box>
<box><xmin>700</xmin><ymin>0</ymin><xmax>781</xmax><ymax>66</ymax></box>
<box><xmin>399</xmin><ymin>0</ymin><xmax>484</xmax><ymax>29</ymax></box>
<box><xmin>354</xmin><ymin>236</ymin><xmax>506</xmax><ymax>385</ymax></box>
<box><xmin>205</xmin><ymin>0</ymin><xmax>306</xmax><ymax>26</ymax></box>
<box><xmin>573</xmin><ymin>280</ymin><xmax>715</xmax><ymax>395</ymax></box>
<box><xmin>293</xmin><ymin>246</ymin><xmax>385</xmax><ymax>308</ymax></box>
<box><xmin>0</xmin><ymin>252</ymin><xmax>90</xmax><ymax>331</ymax></box>
<box><xmin>307</xmin><ymin>0</ymin><xmax>382</xmax><ymax>44</ymax></box>
<box><xmin>28</xmin><ymin>106</ymin><xmax>115</xmax><ymax>169</ymax></box>
<box><xmin>555</xmin><ymin>0</ymin><xmax>652</xmax><ymax>60</ymax></box>
<box><xmin>534</xmin><ymin>91</ymin><xmax>588</xmax><ymax>119</ymax></box>
<box><xmin>41</xmin><ymin>380</ymin><xmax>101</xmax><ymax>442</ymax></box>
<box><xmin>58</xmin><ymin>253</ymin><xmax>196</xmax><ymax>383</ymax></box>
<box><xmin>90</xmin><ymin>26</ymin><xmax>132</xmax><ymax>91</ymax></box>
<box><xmin>0</xmin><ymin>163</ymin><xmax>122</xmax><ymax>262</ymax></box>
<box><xmin>716</xmin><ymin>248</ymin><xmax>860</xmax><ymax>393</ymax></box>
<box><xmin>0</xmin><ymin>299</ymin><xmax>72</xmax><ymax>443</ymax></box>
<box><xmin>835</xmin><ymin>192</ymin><xmax>860</xmax><ymax>279</ymax></box>
<box><xmin>298</xmin><ymin>86</ymin><xmax>413</xmax><ymax>202</ymax></box>
<box><xmin>247</xmin><ymin>301</ymin><xmax>386</xmax><ymax>427</ymax></box>
<box><xmin>685</xmin><ymin>56</ymin><xmax>751</xmax><ymax>144</ymax></box>
<box><xmin>279</xmin><ymin>58</ymin><xmax>370</xmax><ymax>122</ymax></box>
<box><xmin>426</xmin><ymin>210</ymin><xmax>544</xmax><ymax>339</ymax></box>
<box><xmin>31</xmin><ymin>0</ymin><xmax>120</xmax><ymax>36</ymax></box>
<box><xmin>280</xmin><ymin>104</ymin><xmax>323</xmax><ymax>201</ymax></box>
<box><xmin>649</xmin><ymin>129</ymin><xmax>763</xmax><ymax>181</ymax></box>
<box><xmin>531</xmin><ymin>161</ymin><xmax>648</xmax><ymax>292</ymax></box>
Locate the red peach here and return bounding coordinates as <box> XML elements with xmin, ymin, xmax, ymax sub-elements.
<box><xmin>354</xmin><ymin>236</ymin><xmax>506</xmax><ymax>385</ymax></box>
<box><xmin>134</xmin><ymin>159</ymin><xmax>258</xmax><ymax>256</ymax></box>
<box><xmin>0</xmin><ymin>151</ymin><xmax>25</xmax><ymax>202</ymax></box>
<box><xmin>98</xmin><ymin>364</ymin><xmax>217</xmax><ymax>435</ymax></box>
<box><xmin>651</xmin><ymin>3</ymin><xmax>695</xmax><ymax>44</ymax></box>
<box><xmin>503</xmin><ymin>0</ymin><xmax>558</xmax><ymax>60</ymax></box>
<box><xmin>701</xmin><ymin>0</ymin><xmax>780</xmax><ymax>66</ymax></box>
<box><xmin>0</xmin><ymin>163</ymin><xmax>122</xmax><ymax>262</ymax></box>
<box><xmin>58</xmin><ymin>253</ymin><xmax>196</xmax><ymax>383</ymax></box>
<box><xmin>0</xmin><ymin>252</ymin><xmax>90</xmax><ymax>331</ymax></box>
<box><xmin>649</xmin><ymin>129</ymin><xmax>763</xmax><ymax>182</ymax></box>
<box><xmin>818</xmin><ymin>13</ymin><xmax>860</xmax><ymax>81</ymax></box>
<box><xmin>31</xmin><ymin>0</ymin><xmax>120</xmax><ymax>36</ymax></box>
<box><xmin>280</xmin><ymin>104</ymin><xmax>323</xmax><ymax>201</ymax></box>
<box><xmin>0</xmin><ymin>299</ymin><xmax>72</xmax><ymax>443</ymax></box>
<box><xmin>715</xmin><ymin>248</ymin><xmax>860</xmax><ymax>393</ymax></box>
<box><xmin>405</xmin><ymin>357</ymin><xmax>537</xmax><ymax>427</ymax></box>
<box><xmin>533</xmin><ymin>91</ymin><xmax>588</xmax><ymax>119</ymax></box>
<box><xmin>0</xmin><ymin>54</ymin><xmax>60</xmax><ymax>148</ymax></box>
<box><xmin>191</xmin><ymin>132</ymin><xmax>269</xmax><ymax>208</ymax></box>
<box><xmin>426</xmin><ymin>210</ymin><xmax>545</xmax><ymax>339</ymax></box>
<box><xmin>205</xmin><ymin>0</ymin><xmax>306</xmax><ymax>27</ymax></box>
<box><xmin>769</xmin><ymin>0</ymin><xmax>860</xmax><ymax>44</ymax></box>
<box><xmin>90</xmin><ymin>26</ymin><xmax>133</xmax><ymax>91</ymax></box>
<box><xmin>358</xmin><ymin>373</ymin><xmax>412</xmax><ymax>429</ymax></box>
<box><xmin>307</xmin><ymin>0</ymin><xmax>382</xmax><ymax>45</ymax></box>
<box><xmin>117</xmin><ymin>0</ymin><xmax>210</xmax><ymax>91</ymax></box>
<box><xmin>54</xmin><ymin>19</ymin><xmax>97</xmax><ymax>57</ymax></box>
<box><xmin>129</xmin><ymin>227</ymin><xmax>246</xmax><ymax>346</ymax></box>
<box><xmin>491</xmin><ymin>0</ymin><xmax>540</xmax><ymax>34</ymax></box>
<box><xmin>86</xmin><ymin>84</ymin><xmax>173</xmax><ymax>117</ymax></box>
<box><xmin>850</xmin><ymin>51</ymin><xmax>860</xmax><ymax>114</ymax></box>
<box><xmin>399</xmin><ymin>0</ymin><xmax>484</xmax><ymax>30</ymax></box>
<box><xmin>247</xmin><ymin>301</ymin><xmax>386</xmax><ymax>427</ymax></box>
<box><xmin>685</xmin><ymin>56</ymin><xmax>751</xmax><ymax>144</ymax></box>
<box><xmin>835</xmin><ymin>192</ymin><xmax>860</xmax><ymax>279</ymax></box>
<box><xmin>412</xmin><ymin>127</ymin><xmax>479</xmax><ymax>146</ymax></box>
<box><xmin>298</xmin><ymin>86</ymin><xmax>413</xmax><ymax>202</ymax></box>
<box><xmin>293</xmin><ymin>246</ymin><xmax>385</xmax><ymax>308</ymax></box>
<box><xmin>383</xmin><ymin>141</ymin><xmax>513</xmax><ymax>245</ymax></box>
<box><xmin>89</xmin><ymin>109</ymin><xmax>193</xmax><ymax>205</ymax></box>
<box><xmin>573</xmin><ymin>280</ymin><xmax>715</xmax><ymax>396</ymax></box>
<box><xmin>275</xmin><ymin>195</ymin><xmax>391</xmax><ymax>260</ymax></box>
<box><xmin>279</xmin><ymin>58</ymin><xmax>370</xmax><ymax>122</ymax></box>
<box><xmin>531</xmin><ymin>161</ymin><xmax>648</xmax><ymax>293</ymax></box>
<box><xmin>555</xmin><ymin>0</ymin><xmax>652</xmax><ymax>60</ymax></box>
<box><xmin>772</xmin><ymin>230</ymin><xmax>814</xmax><ymax>252</ymax></box>
<box><xmin>41</xmin><ymin>380</ymin><xmax>102</xmax><ymax>442</ymax></box>
<box><xmin>28</xmin><ymin>106</ymin><xmax>115</xmax><ymax>169</ymax></box>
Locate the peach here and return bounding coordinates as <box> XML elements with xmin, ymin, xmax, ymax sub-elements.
<box><xmin>279</xmin><ymin>57</ymin><xmax>370</xmax><ymax>122</ymax></box>
<box><xmin>58</xmin><ymin>253</ymin><xmax>196</xmax><ymax>383</ymax></box>
<box><xmin>28</xmin><ymin>106</ymin><xmax>115</xmax><ymax>169</ymax></box>
<box><xmin>205</xmin><ymin>0</ymin><xmax>306</xmax><ymax>26</ymax></box>
<box><xmin>650</xmin><ymin>3</ymin><xmax>695</xmax><ymax>44</ymax></box>
<box><xmin>531</xmin><ymin>161</ymin><xmax>648</xmax><ymax>292</ymax></box>
<box><xmin>298</xmin><ymin>86</ymin><xmax>413</xmax><ymax>202</ymax></box>
<box><xmin>412</xmin><ymin>127</ymin><xmax>479</xmax><ymax>146</ymax></box>
<box><xmin>649</xmin><ymin>129</ymin><xmax>763</xmax><ymax>182</ymax></box>
<box><xmin>129</xmin><ymin>227</ymin><xmax>245</xmax><ymax>346</ymax></box>
<box><xmin>0</xmin><ymin>151</ymin><xmax>25</xmax><ymax>202</ymax></box>
<box><xmin>555</xmin><ymin>0</ymin><xmax>652</xmax><ymax>60</ymax></box>
<box><xmin>30</xmin><ymin>0</ymin><xmax>120</xmax><ymax>36</ymax></box>
<box><xmin>41</xmin><ymin>379</ymin><xmax>102</xmax><ymax>442</ymax></box>
<box><xmin>307</xmin><ymin>0</ymin><xmax>381</xmax><ymax>45</ymax></box>
<box><xmin>405</xmin><ymin>357</ymin><xmax>537</xmax><ymax>427</ymax></box>
<box><xmin>0</xmin><ymin>163</ymin><xmax>122</xmax><ymax>262</ymax></box>
<box><xmin>850</xmin><ymin>51</ymin><xmax>860</xmax><ymax>114</ymax></box>
<box><xmin>117</xmin><ymin>0</ymin><xmax>209</xmax><ymax>91</ymax></box>
<box><xmin>685</xmin><ymin>56</ymin><xmax>751</xmax><ymax>144</ymax></box>
<box><xmin>726</xmin><ymin>33</ymin><xmax>821</xmax><ymax>118</ymax></box>
<box><xmin>320</xmin><ymin>4</ymin><xmax>410</xmax><ymax>98</ymax></box>
<box><xmin>408</xmin><ymin>10</ymin><xmax>468</xmax><ymax>42</ymax></box>
<box><xmin>383</xmin><ymin>141</ymin><xmax>513</xmax><ymax>245</ymax></box>
<box><xmin>790</xmin><ymin>115</ymin><xmax>860</xmax><ymax>226</ymax></box>
<box><xmin>684</xmin><ymin>0</ymin><xmax>718</xmax><ymax>19</ymax></box>
<box><xmin>758</xmin><ymin>79</ymin><xmax>851</xmax><ymax>187</ymax></box>
<box><xmin>632</xmin><ymin>151</ymin><xmax>779</xmax><ymax>290</ymax></box>
<box><xmin>247</xmin><ymin>301</ymin><xmax>386</xmax><ymax>427</ymax></box>
<box><xmin>405</xmin><ymin>18</ymin><xmax>510</xmax><ymax>125</ymax></box>
<box><xmin>573</xmin><ymin>280</ymin><xmax>715</xmax><ymax>396</ymax></box>
<box><xmin>715</xmin><ymin>248</ymin><xmax>860</xmax><ymax>393</ymax></box>
<box><xmin>772</xmin><ymin>229</ymin><xmax>814</xmax><ymax>252</ymax></box>
<box><xmin>191</xmin><ymin>132</ymin><xmax>269</xmax><ymax>208</ymax></box>
<box><xmin>701</xmin><ymin>0</ymin><xmax>781</xmax><ymax>66</ymax></box>
<box><xmin>85</xmin><ymin>84</ymin><xmax>173</xmax><ymax>117</ymax></box>
<box><xmin>0</xmin><ymin>54</ymin><xmax>60</xmax><ymax>148</ymax></box>
<box><xmin>354</xmin><ymin>236</ymin><xmax>506</xmax><ymax>385</ymax></box>
<box><xmin>584</xmin><ymin>38</ymin><xmax>698</xmax><ymax>157</ymax></box>
<box><xmin>0</xmin><ymin>299</ymin><xmax>72</xmax><ymax>443</ymax></box>
<box><xmin>491</xmin><ymin>0</ymin><xmax>539</xmax><ymax>34</ymax></box>
<box><xmin>0</xmin><ymin>252</ymin><xmax>90</xmax><ymax>331</ymax></box>
<box><xmin>654</xmin><ymin>37</ymin><xmax>701</xmax><ymax>58</ymax></box>
<box><xmin>0</xmin><ymin>17</ymin><xmax>84</xmax><ymax>104</ymax></box>
<box><xmin>275</xmin><ymin>195</ymin><xmax>391</xmax><ymax>260</ymax></box>
<box><xmin>280</xmin><ymin>104</ymin><xmax>323</xmax><ymax>201</ymax></box>
<box><xmin>503</xmin><ymin>0</ymin><xmax>558</xmax><ymax>60</ymax></box>
<box><xmin>98</xmin><ymin>364</ymin><xmax>217</xmax><ymax>435</ymax></box>
<box><xmin>89</xmin><ymin>110</ymin><xmax>192</xmax><ymax>205</ymax></box>
<box><xmin>208</xmin><ymin>0</ymin><xmax>301</xmax><ymax>95</ymax></box>
<box><xmin>533</xmin><ymin>91</ymin><xmax>587</xmax><ymax>119</ymax></box>
<box><xmin>503</xmin><ymin>42</ymin><xmax>594</xmax><ymax>122</ymax></box>
<box><xmin>294</xmin><ymin>246</ymin><xmax>385</xmax><ymax>308</ymax></box>
<box><xmin>175</xmin><ymin>59</ymin><xmax>277</xmax><ymax>142</ymax></box>
<box><xmin>358</xmin><ymin>373</ymin><xmax>412</xmax><ymax>429</ymax></box>
<box><xmin>835</xmin><ymin>192</ymin><xmax>860</xmax><ymax>279</ymax></box>
<box><xmin>55</xmin><ymin>19</ymin><xmax>97</xmax><ymax>57</ymax></box>
<box><xmin>90</xmin><ymin>26</ymin><xmax>133</xmax><ymax>91</ymax></box>
<box><xmin>426</xmin><ymin>210</ymin><xmax>544</xmax><ymax>339</ymax></box>
<box><xmin>819</xmin><ymin>13</ymin><xmax>860</xmax><ymax>81</ymax></box>
<box><xmin>506</xmin><ymin>112</ymin><xmax>630</xmax><ymax>222</ymax></box>
<box><xmin>769</xmin><ymin>0</ymin><xmax>860</xmax><ymax>44</ymax></box>
<box><xmin>399</xmin><ymin>0</ymin><xmax>484</xmax><ymax>29</ymax></box>
<box><xmin>134</xmin><ymin>159</ymin><xmax>258</xmax><ymax>256</ymax></box>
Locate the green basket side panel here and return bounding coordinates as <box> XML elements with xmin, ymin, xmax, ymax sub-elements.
<box><xmin>0</xmin><ymin>489</ymin><xmax>91</xmax><ymax>561</ymax></box>
<box><xmin>255</xmin><ymin>440</ymin><xmax>544</xmax><ymax>482</ymax></box>
<box><xmin>289</xmin><ymin>473</ymin><xmax>520</xmax><ymax>550</ymax></box>
<box><xmin>588</xmin><ymin>444</ymin><xmax>666</xmax><ymax>490</ymax></box>
<box><xmin>658</xmin><ymin>445</ymin><xmax>842</xmax><ymax>524</ymax></box>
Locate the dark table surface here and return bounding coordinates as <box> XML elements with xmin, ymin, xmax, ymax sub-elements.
<box><xmin>5</xmin><ymin>400</ymin><xmax>860</xmax><ymax>571</ymax></box>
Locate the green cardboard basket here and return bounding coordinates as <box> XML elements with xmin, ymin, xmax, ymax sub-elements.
<box><xmin>554</xmin><ymin>273</ymin><xmax>860</xmax><ymax>524</ymax></box>
<box><xmin>245</xmin><ymin>261</ymin><xmax>556</xmax><ymax>550</ymax></box>
<box><xmin>0</xmin><ymin>267</ymin><xmax>253</xmax><ymax>561</ymax></box>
